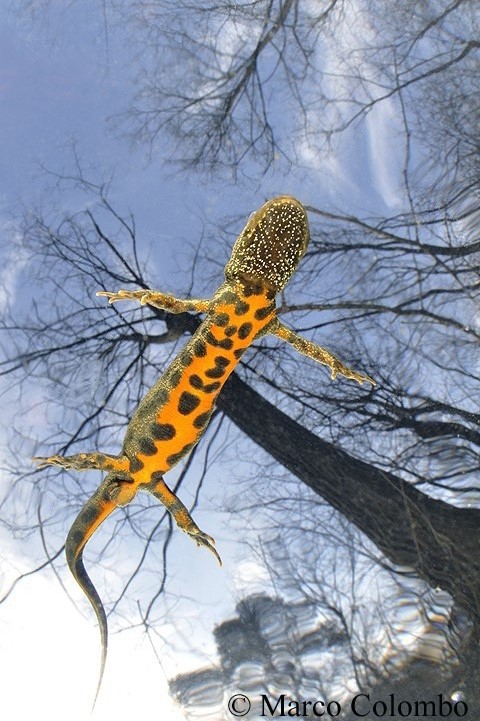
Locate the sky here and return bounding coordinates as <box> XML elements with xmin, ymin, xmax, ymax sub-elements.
<box><xmin>0</xmin><ymin>3</ymin><xmax>417</xmax><ymax>720</ymax></box>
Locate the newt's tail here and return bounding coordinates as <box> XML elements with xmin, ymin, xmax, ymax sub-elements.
<box><xmin>65</xmin><ymin>475</ymin><xmax>118</xmax><ymax>710</ymax></box>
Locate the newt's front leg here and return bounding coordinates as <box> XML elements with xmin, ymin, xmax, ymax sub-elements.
<box><xmin>97</xmin><ymin>289</ymin><xmax>210</xmax><ymax>314</ymax></box>
<box><xmin>270</xmin><ymin>319</ymin><xmax>376</xmax><ymax>386</ymax></box>
<box><xmin>142</xmin><ymin>476</ymin><xmax>222</xmax><ymax>566</ymax></box>
<box><xmin>33</xmin><ymin>451</ymin><xmax>130</xmax><ymax>472</ymax></box>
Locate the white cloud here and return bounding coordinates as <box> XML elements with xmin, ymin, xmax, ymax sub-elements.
<box><xmin>0</xmin><ymin>537</ymin><xmax>186</xmax><ymax>721</ymax></box>
<box><xmin>0</xmin><ymin>221</ymin><xmax>29</xmax><ymax>312</ymax></box>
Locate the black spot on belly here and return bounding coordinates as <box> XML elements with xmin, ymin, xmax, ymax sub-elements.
<box><xmin>167</xmin><ymin>442</ymin><xmax>195</xmax><ymax>466</ymax></box>
<box><xmin>178</xmin><ymin>391</ymin><xmax>201</xmax><ymax>415</ymax></box>
<box><xmin>255</xmin><ymin>306</ymin><xmax>273</xmax><ymax>320</ymax></box>
<box><xmin>189</xmin><ymin>375</ymin><xmax>222</xmax><ymax>393</ymax></box>
<box><xmin>205</xmin><ymin>355</ymin><xmax>231</xmax><ymax>378</ymax></box>
<box><xmin>206</xmin><ymin>331</ymin><xmax>234</xmax><ymax>349</ymax></box>
<box><xmin>189</xmin><ymin>374</ymin><xmax>203</xmax><ymax>389</ymax></box>
<box><xmin>235</xmin><ymin>301</ymin><xmax>250</xmax><ymax>316</ymax></box>
<box><xmin>238</xmin><ymin>322</ymin><xmax>253</xmax><ymax>339</ymax></box>
<box><xmin>205</xmin><ymin>366</ymin><xmax>224</xmax><ymax>379</ymax></box>
<box><xmin>151</xmin><ymin>423</ymin><xmax>176</xmax><ymax>440</ymax></box>
<box><xmin>203</xmin><ymin>381</ymin><xmax>221</xmax><ymax>393</ymax></box>
<box><xmin>224</xmin><ymin>324</ymin><xmax>237</xmax><ymax>337</ymax></box>
<box><xmin>193</xmin><ymin>339</ymin><xmax>207</xmax><ymax>357</ymax></box>
<box><xmin>214</xmin><ymin>312</ymin><xmax>229</xmax><ymax>326</ymax></box>
<box><xmin>139</xmin><ymin>437</ymin><xmax>157</xmax><ymax>455</ymax></box>
<box><xmin>130</xmin><ymin>457</ymin><xmax>144</xmax><ymax>472</ymax></box>
<box><xmin>193</xmin><ymin>411</ymin><xmax>212</xmax><ymax>429</ymax></box>
<box><xmin>234</xmin><ymin>348</ymin><xmax>244</xmax><ymax>359</ymax></box>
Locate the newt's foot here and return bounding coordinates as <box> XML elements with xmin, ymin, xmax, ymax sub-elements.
<box><xmin>188</xmin><ymin>527</ymin><xmax>222</xmax><ymax>566</ymax></box>
<box><xmin>331</xmin><ymin>362</ymin><xmax>376</xmax><ymax>386</ymax></box>
<box><xmin>33</xmin><ymin>454</ymin><xmax>76</xmax><ymax>470</ymax></box>
<box><xmin>34</xmin><ymin>453</ymin><xmax>103</xmax><ymax>470</ymax></box>
<box><xmin>97</xmin><ymin>289</ymin><xmax>152</xmax><ymax>305</ymax></box>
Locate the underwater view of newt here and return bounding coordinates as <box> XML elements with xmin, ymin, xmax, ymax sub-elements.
<box><xmin>34</xmin><ymin>195</ymin><xmax>375</xmax><ymax>706</ymax></box>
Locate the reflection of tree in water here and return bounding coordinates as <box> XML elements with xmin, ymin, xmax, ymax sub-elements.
<box><xmin>169</xmin><ymin>375</ymin><xmax>479</xmax><ymax>717</ymax></box>
<box><xmin>171</xmin><ymin>594</ymin><xmax>351</xmax><ymax>717</ymax></box>
<box><xmin>170</xmin><ymin>591</ymin><xmax>468</xmax><ymax>719</ymax></box>
<box><xmin>2</xmin><ymin>0</ymin><xmax>480</xmax><ymax>717</ymax></box>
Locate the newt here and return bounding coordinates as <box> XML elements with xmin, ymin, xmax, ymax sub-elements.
<box><xmin>34</xmin><ymin>196</ymin><xmax>375</xmax><ymax>706</ymax></box>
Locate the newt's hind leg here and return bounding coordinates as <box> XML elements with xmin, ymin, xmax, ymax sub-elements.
<box><xmin>33</xmin><ymin>451</ymin><xmax>130</xmax><ymax>473</ymax></box>
<box><xmin>142</xmin><ymin>476</ymin><xmax>222</xmax><ymax>566</ymax></box>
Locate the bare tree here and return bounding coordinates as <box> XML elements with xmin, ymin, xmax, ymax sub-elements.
<box><xmin>116</xmin><ymin>0</ymin><xmax>480</xmax><ymax>189</ymax></box>
<box><xmin>2</xmin><ymin>0</ymin><xmax>480</xmax><ymax>714</ymax></box>
<box><xmin>1</xmin><ymin>167</ymin><xmax>479</xmax><ymax>641</ymax></box>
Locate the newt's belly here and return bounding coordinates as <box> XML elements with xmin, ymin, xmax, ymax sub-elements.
<box><xmin>123</xmin><ymin>284</ymin><xmax>275</xmax><ymax>482</ymax></box>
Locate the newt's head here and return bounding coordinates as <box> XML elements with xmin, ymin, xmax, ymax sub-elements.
<box><xmin>224</xmin><ymin>196</ymin><xmax>310</xmax><ymax>292</ymax></box>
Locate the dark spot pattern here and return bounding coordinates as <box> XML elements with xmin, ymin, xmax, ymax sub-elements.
<box><xmin>224</xmin><ymin>324</ymin><xmax>237</xmax><ymax>337</ymax></box>
<box><xmin>205</xmin><ymin>331</ymin><xmax>234</xmax><ymax>349</ymax></box>
<box><xmin>214</xmin><ymin>313</ymin><xmax>229</xmax><ymax>326</ymax></box>
<box><xmin>205</xmin><ymin>355</ymin><xmax>230</xmax><ymax>378</ymax></box>
<box><xmin>193</xmin><ymin>339</ymin><xmax>207</xmax><ymax>357</ymax></box>
<box><xmin>130</xmin><ymin>457</ymin><xmax>144</xmax><ymax>472</ymax></box>
<box><xmin>193</xmin><ymin>411</ymin><xmax>212</xmax><ymax>429</ymax></box>
<box><xmin>189</xmin><ymin>374</ymin><xmax>204</xmax><ymax>389</ymax></box>
<box><xmin>167</xmin><ymin>443</ymin><xmax>195</xmax><ymax>466</ymax></box>
<box><xmin>204</xmin><ymin>381</ymin><xmax>221</xmax><ymax>393</ymax></box>
<box><xmin>234</xmin><ymin>348</ymin><xmax>244</xmax><ymax>359</ymax></box>
<box><xmin>255</xmin><ymin>306</ymin><xmax>273</xmax><ymax>320</ymax></box>
<box><xmin>151</xmin><ymin>423</ymin><xmax>176</xmax><ymax>440</ymax></box>
<box><xmin>238</xmin><ymin>322</ymin><xmax>253</xmax><ymax>339</ymax></box>
<box><xmin>178</xmin><ymin>391</ymin><xmax>201</xmax><ymax>415</ymax></box>
<box><xmin>235</xmin><ymin>301</ymin><xmax>250</xmax><ymax>316</ymax></box>
<box><xmin>188</xmin><ymin>373</ymin><xmax>221</xmax><ymax>393</ymax></box>
<box><xmin>139</xmin><ymin>437</ymin><xmax>157</xmax><ymax>455</ymax></box>
<box><xmin>149</xmin><ymin>470</ymin><xmax>165</xmax><ymax>483</ymax></box>
<box><xmin>181</xmin><ymin>352</ymin><xmax>194</xmax><ymax>367</ymax></box>
<box><xmin>169</xmin><ymin>370</ymin><xmax>182</xmax><ymax>388</ymax></box>
<box><xmin>205</xmin><ymin>367</ymin><xmax>224</xmax><ymax>379</ymax></box>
